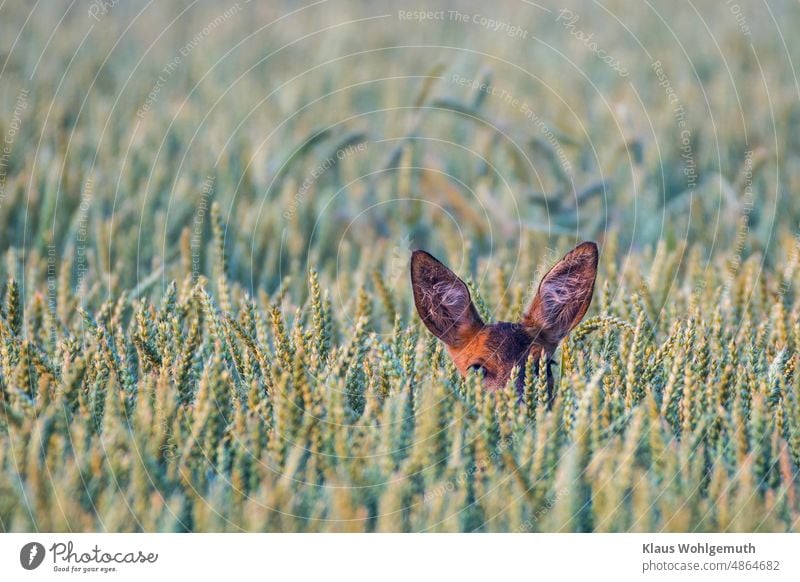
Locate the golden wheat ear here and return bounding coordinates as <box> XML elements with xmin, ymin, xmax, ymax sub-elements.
<box><xmin>410</xmin><ymin>250</ymin><xmax>484</xmax><ymax>348</ymax></box>
<box><xmin>521</xmin><ymin>241</ymin><xmax>598</xmax><ymax>349</ymax></box>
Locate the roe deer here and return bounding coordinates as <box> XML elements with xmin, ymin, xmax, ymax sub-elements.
<box><xmin>410</xmin><ymin>241</ymin><xmax>598</xmax><ymax>401</ymax></box>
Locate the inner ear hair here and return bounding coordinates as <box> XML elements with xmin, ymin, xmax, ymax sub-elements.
<box><xmin>522</xmin><ymin>241</ymin><xmax>598</xmax><ymax>348</ymax></box>
<box><xmin>410</xmin><ymin>250</ymin><xmax>483</xmax><ymax>347</ymax></box>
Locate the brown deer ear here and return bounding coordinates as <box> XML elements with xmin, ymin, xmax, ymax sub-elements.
<box><xmin>410</xmin><ymin>250</ymin><xmax>484</xmax><ymax>348</ymax></box>
<box><xmin>522</xmin><ymin>241</ymin><xmax>598</xmax><ymax>348</ymax></box>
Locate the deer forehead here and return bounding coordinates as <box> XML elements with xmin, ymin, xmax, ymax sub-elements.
<box><xmin>449</xmin><ymin>322</ymin><xmax>541</xmax><ymax>368</ymax></box>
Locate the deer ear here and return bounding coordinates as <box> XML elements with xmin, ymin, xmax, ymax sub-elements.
<box><xmin>522</xmin><ymin>241</ymin><xmax>598</xmax><ymax>348</ymax></box>
<box><xmin>410</xmin><ymin>250</ymin><xmax>483</xmax><ymax>347</ymax></box>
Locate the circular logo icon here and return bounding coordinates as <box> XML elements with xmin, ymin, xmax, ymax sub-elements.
<box><xmin>20</xmin><ymin>542</ymin><xmax>46</xmax><ymax>570</ymax></box>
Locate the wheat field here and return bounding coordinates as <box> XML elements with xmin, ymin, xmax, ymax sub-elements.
<box><xmin>1</xmin><ymin>0</ymin><xmax>799</xmax><ymax>532</ymax></box>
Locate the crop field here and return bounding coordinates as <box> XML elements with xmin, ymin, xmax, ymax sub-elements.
<box><xmin>0</xmin><ymin>0</ymin><xmax>799</xmax><ymax>532</ymax></box>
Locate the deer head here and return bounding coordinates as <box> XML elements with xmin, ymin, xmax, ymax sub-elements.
<box><xmin>410</xmin><ymin>242</ymin><xmax>598</xmax><ymax>399</ymax></box>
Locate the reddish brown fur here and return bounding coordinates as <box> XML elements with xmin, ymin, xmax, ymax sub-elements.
<box><xmin>411</xmin><ymin>242</ymin><xmax>598</xmax><ymax>398</ymax></box>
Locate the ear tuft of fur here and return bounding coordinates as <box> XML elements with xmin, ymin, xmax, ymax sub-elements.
<box><xmin>410</xmin><ymin>250</ymin><xmax>483</xmax><ymax>347</ymax></box>
<box><xmin>522</xmin><ymin>241</ymin><xmax>598</xmax><ymax>348</ymax></box>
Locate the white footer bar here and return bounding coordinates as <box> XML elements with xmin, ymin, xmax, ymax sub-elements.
<box><xmin>1</xmin><ymin>533</ymin><xmax>797</xmax><ymax>581</ymax></box>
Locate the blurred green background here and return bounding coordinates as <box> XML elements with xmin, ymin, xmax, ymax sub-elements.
<box><xmin>1</xmin><ymin>0</ymin><xmax>798</xmax><ymax>301</ymax></box>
